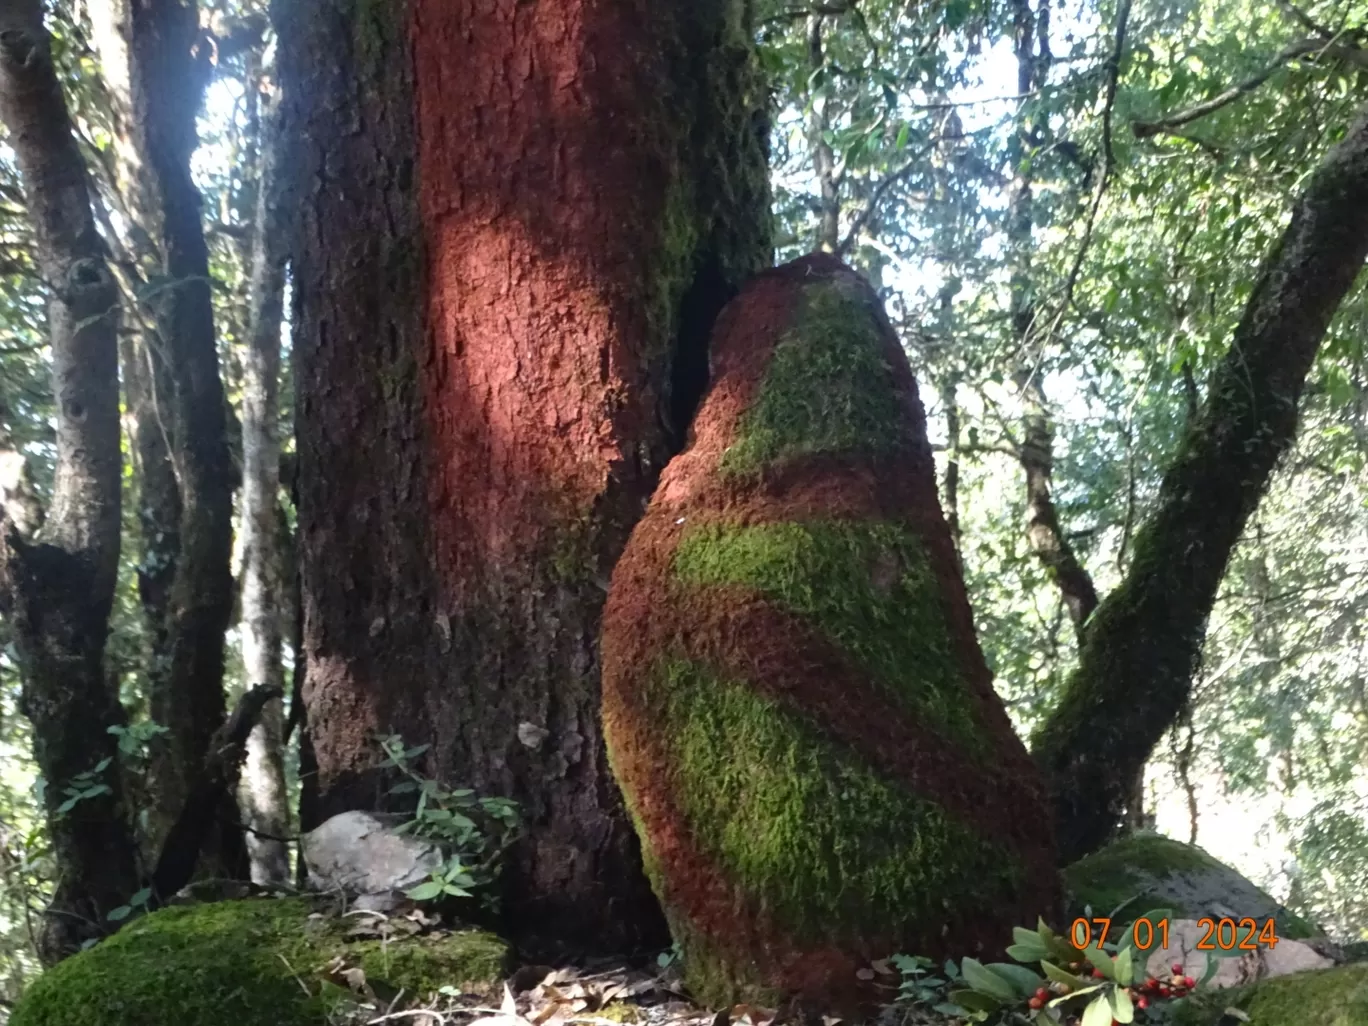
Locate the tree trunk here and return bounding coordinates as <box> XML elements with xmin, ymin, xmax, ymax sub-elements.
<box><xmin>236</xmin><ymin>80</ymin><xmax>291</xmax><ymax>885</ymax></box>
<box><xmin>120</xmin><ymin>0</ymin><xmax>240</xmax><ymax>875</ymax></box>
<box><xmin>87</xmin><ymin>0</ymin><xmax>185</xmax><ymax>854</ymax></box>
<box><xmin>0</xmin><ymin>0</ymin><xmax>140</xmax><ymax>961</ymax></box>
<box><xmin>277</xmin><ymin>0</ymin><xmax>771</xmax><ymax>952</ymax></box>
<box><xmin>1035</xmin><ymin>104</ymin><xmax>1368</xmax><ymax>864</ymax></box>
<box><xmin>1005</xmin><ymin>0</ymin><xmax>1100</xmax><ymax>645</ymax></box>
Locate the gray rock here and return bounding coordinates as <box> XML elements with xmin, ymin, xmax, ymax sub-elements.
<box><xmin>301</xmin><ymin>811</ymin><xmax>441</xmax><ymax>897</ymax></box>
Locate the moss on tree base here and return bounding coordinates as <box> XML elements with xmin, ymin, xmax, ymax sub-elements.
<box><xmin>9</xmin><ymin>898</ymin><xmax>509</xmax><ymax>1026</ymax></box>
<box><xmin>602</xmin><ymin>255</ymin><xmax>1058</xmax><ymax>1010</ymax></box>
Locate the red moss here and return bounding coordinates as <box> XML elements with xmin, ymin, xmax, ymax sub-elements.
<box><xmin>602</xmin><ymin>255</ymin><xmax>1060</xmax><ymax>1008</ymax></box>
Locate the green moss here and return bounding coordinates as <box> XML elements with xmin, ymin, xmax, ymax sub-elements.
<box><xmin>672</xmin><ymin>520</ymin><xmax>983</xmax><ymax>754</ymax></box>
<box><xmin>721</xmin><ymin>285</ymin><xmax>902</xmax><ymax>475</ymax></box>
<box><xmin>651</xmin><ymin>657</ymin><xmax>1021</xmax><ymax>952</ymax></box>
<box><xmin>1063</xmin><ymin>835</ymin><xmax>1316</xmax><ymax>939</ymax></box>
<box><xmin>10</xmin><ymin>898</ymin><xmax>509</xmax><ymax>1026</ymax></box>
<box><xmin>1176</xmin><ymin>965</ymin><xmax>1368</xmax><ymax>1025</ymax></box>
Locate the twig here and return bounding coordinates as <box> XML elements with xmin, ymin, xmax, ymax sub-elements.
<box><xmin>836</xmin><ymin>144</ymin><xmax>934</xmax><ymax>255</ymax></box>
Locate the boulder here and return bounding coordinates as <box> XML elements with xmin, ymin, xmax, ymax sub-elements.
<box><xmin>600</xmin><ymin>254</ymin><xmax>1058</xmax><ymax>1010</ymax></box>
<box><xmin>8</xmin><ymin>897</ymin><xmax>508</xmax><ymax>1026</ymax></box>
<box><xmin>1063</xmin><ymin>834</ymin><xmax>1315</xmax><ymax>939</ymax></box>
<box><xmin>302</xmin><ymin>810</ymin><xmax>442</xmax><ymax>901</ymax></box>
<box><xmin>1145</xmin><ymin>918</ymin><xmax>1333</xmax><ymax>989</ymax></box>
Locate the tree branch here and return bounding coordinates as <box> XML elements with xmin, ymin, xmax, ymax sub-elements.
<box><xmin>1133</xmin><ymin>36</ymin><xmax>1365</xmax><ymax>139</ymax></box>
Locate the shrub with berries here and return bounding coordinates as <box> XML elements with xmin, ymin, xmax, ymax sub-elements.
<box><xmin>893</xmin><ymin>909</ymin><xmax>1215</xmax><ymax>1024</ymax></box>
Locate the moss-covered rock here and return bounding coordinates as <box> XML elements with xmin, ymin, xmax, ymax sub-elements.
<box><xmin>601</xmin><ymin>255</ymin><xmax>1058</xmax><ymax>1011</ymax></box>
<box><xmin>1177</xmin><ymin>964</ymin><xmax>1368</xmax><ymax>1025</ymax></box>
<box><xmin>10</xmin><ymin>897</ymin><xmax>509</xmax><ymax>1026</ymax></box>
<box><xmin>1063</xmin><ymin>834</ymin><xmax>1315</xmax><ymax>938</ymax></box>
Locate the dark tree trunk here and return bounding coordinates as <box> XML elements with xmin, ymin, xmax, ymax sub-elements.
<box><xmin>0</xmin><ymin>0</ymin><xmax>140</xmax><ymax>962</ymax></box>
<box><xmin>124</xmin><ymin>0</ymin><xmax>241</xmax><ymax>876</ymax></box>
<box><xmin>277</xmin><ymin>0</ymin><xmax>771</xmax><ymax>952</ymax></box>
<box><xmin>1035</xmin><ymin>104</ymin><xmax>1368</xmax><ymax>864</ymax></box>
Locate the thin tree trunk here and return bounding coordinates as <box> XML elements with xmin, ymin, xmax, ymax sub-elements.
<box><xmin>87</xmin><ymin>0</ymin><xmax>184</xmax><ymax>852</ymax></box>
<box><xmin>237</xmin><ymin>80</ymin><xmax>290</xmax><ymax>885</ymax></box>
<box><xmin>0</xmin><ymin>1</ymin><xmax>139</xmax><ymax>961</ymax></box>
<box><xmin>120</xmin><ymin>0</ymin><xmax>240</xmax><ymax>876</ymax></box>
<box><xmin>805</xmin><ymin>13</ymin><xmax>840</xmax><ymax>253</ymax></box>
<box><xmin>1035</xmin><ymin>104</ymin><xmax>1368</xmax><ymax>863</ymax></box>
<box><xmin>277</xmin><ymin>0</ymin><xmax>771</xmax><ymax>952</ymax></box>
<box><xmin>1006</xmin><ymin>0</ymin><xmax>1099</xmax><ymax>644</ymax></box>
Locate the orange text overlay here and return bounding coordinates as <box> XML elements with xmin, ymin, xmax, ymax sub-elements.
<box><xmin>1070</xmin><ymin>917</ymin><xmax>1281</xmax><ymax>951</ymax></box>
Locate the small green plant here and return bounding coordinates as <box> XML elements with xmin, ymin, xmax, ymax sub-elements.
<box><xmin>891</xmin><ymin>953</ymin><xmax>964</xmax><ymax>1014</ymax></box>
<box><xmin>108</xmin><ymin>720</ymin><xmax>169</xmax><ymax>761</ymax></box>
<box><xmin>375</xmin><ymin>734</ymin><xmax>519</xmax><ymax>907</ymax></box>
<box><xmin>54</xmin><ymin>758</ymin><xmax>113</xmax><ymax>815</ymax></box>
<box><xmin>106</xmin><ymin>885</ymin><xmax>152</xmax><ymax>923</ymax></box>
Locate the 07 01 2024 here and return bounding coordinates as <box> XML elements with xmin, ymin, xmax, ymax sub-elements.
<box><xmin>1069</xmin><ymin>915</ymin><xmax>1281</xmax><ymax>951</ymax></box>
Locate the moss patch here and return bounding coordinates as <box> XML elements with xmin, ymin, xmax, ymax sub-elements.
<box><xmin>672</xmin><ymin>520</ymin><xmax>983</xmax><ymax>754</ymax></box>
<box><xmin>1176</xmin><ymin>965</ymin><xmax>1368</xmax><ymax>1025</ymax></box>
<box><xmin>1063</xmin><ymin>835</ymin><xmax>1315</xmax><ymax>938</ymax></box>
<box><xmin>10</xmin><ymin>898</ymin><xmax>509</xmax><ymax>1026</ymax></box>
<box><xmin>721</xmin><ymin>285</ymin><xmax>903</xmax><ymax>475</ymax></box>
<box><xmin>654</xmin><ymin>656</ymin><xmax>1021</xmax><ymax>946</ymax></box>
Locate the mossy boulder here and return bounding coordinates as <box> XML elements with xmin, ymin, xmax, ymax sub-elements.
<box><xmin>10</xmin><ymin>897</ymin><xmax>509</xmax><ymax>1026</ymax></box>
<box><xmin>601</xmin><ymin>255</ymin><xmax>1059</xmax><ymax>1010</ymax></box>
<box><xmin>1063</xmin><ymin>834</ymin><xmax>1315</xmax><ymax>938</ymax></box>
<box><xmin>1177</xmin><ymin>964</ymin><xmax>1368</xmax><ymax>1025</ymax></box>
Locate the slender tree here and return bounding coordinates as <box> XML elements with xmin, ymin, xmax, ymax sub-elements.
<box><xmin>0</xmin><ymin>0</ymin><xmax>139</xmax><ymax>961</ymax></box>
<box><xmin>236</xmin><ymin>75</ymin><xmax>290</xmax><ymax>885</ymax></box>
<box><xmin>1035</xmin><ymin>104</ymin><xmax>1368</xmax><ymax>862</ymax></box>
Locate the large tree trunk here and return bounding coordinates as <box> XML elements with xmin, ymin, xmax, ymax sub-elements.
<box><xmin>0</xmin><ymin>0</ymin><xmax>140</xmax><ymax>962</ymax></box>
<box><xmin>236</xmin><ymin>80</ymin><xmax>291</xmax><ymax>885</ymax></box>
<box><xmin>1035</xmin><ymin>104</ymin><xmax>1368</xmax><ymax>863</ymax></box>
<box><xmin>118</xmin><ymin>0</ymin><xmax>240</xmax><ymax>875</ymax></box>
<box><xmin>277</xmin><ymin>0</ymin><xmax>771</xmax><ymax>951</ymax></box>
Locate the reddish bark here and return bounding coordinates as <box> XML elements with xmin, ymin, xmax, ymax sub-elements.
<box><xmin>602</xmin><ymin>255</ymin><xmax>1058</xmax><ymax>1007</ymax></box>
<box><xmin>279</xmin><ymin>0</ymin><xmax>769</xmax><ymax>951</ymax></box>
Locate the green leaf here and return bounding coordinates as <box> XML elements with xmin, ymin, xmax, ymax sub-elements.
<box><xmin>1041</xmin><ymin>961</ymin><xmax>1089</xmax><ymax>990</ymax></box>
<box><xmin>130</xmin><ymin>887</ymin><xmax>151</xmax><ymax>907</ymax></box>
<box><xmin>985</xmin><ymin>963</ymin><xmax>1043</xmax><ymax>997</ymax></box>
<box><xmin>1116</xmin><ymin>946</ymin><xmax>1134</xmax><ymax>986</ymax></box>
<box><xmin>1083</xmin><ymin>945</ymin><xmax>1115</xmax><ymax>981</ymax></box>
<box><xmin>960</xmin><ymin>958</ymin><xmax>1015</xmax><ymax>1002</ymax></box>
<box><xmin>946</xmin><ymin>989</ymin><xmax>1001</xmax><ymax>1013</ymax></box>
<box><xmin>107</xmin><ymin>905</ymin><xmax>131</xmax><ymax>922</ymax></box>
<box><xmin>405</xmin><ymin>880</ymin><xmax>445</xmax><ymax>901</ymax></box>
<box><xmin>1082</xmin><ymin>993</ymin><xmax>1113</xmax><ymax>1026</ymax></box>
<box><xmin>1111</xmin><ymin>987</ymin><xmax>1134</xmax><ymax>1024</ymax></box>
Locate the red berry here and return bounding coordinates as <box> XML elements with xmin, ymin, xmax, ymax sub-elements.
<box><xmin>1092</xmin><ymin>968</ymin><xmax>1106</xmax><ymax>978</ymax></box>
<box><xmin>1172</xmin><ymin>962</ymin><xmax>1184</xmax><ymax>974</ymax></box>
<box><xmin>1159</xmin><ymin>985</ymin><xmax>1171</xmax><ymax>997</ymax></box>
<box><xmin>1145</xmin><ymin>977</ymin><xmax>1159</xmax><ymax>990</ymax></box>
<box><xmin>1035</xmin><ymin>987</ymin><xmax>1049</xmax><ymax>1000</ymax></box>
<box><xmin>1183</xmin><ymin>975</ymin><xmax>1196</xmax><ymax>988</ymax></box>
<box><xmin>1137</xmin><ymin>996</ymin><xmax>1149</xmax><ymax>1010</ymax></box>
<box><xmin>1028</xmin><ymin>996</ymin><xmax>1044</xmax><ymax>1009</ymax></box>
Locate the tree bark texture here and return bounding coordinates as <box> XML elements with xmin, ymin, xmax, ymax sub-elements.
<box><xmin>278</xmin><ymin>0</ymin><xmax>771</xmax><ymax>951</ymax></box>
<box><xmin>1035</xmin><ymin>104</ymin><xmax>1368</xmax><ymax>864</ymax></box>
<box><xmin>122</xmin><ymin>0</ymin><xmax>240</xmax><ymax>874</ymax></box>
<box><xmin>0</xmin><ymin>0</ymin><xmax>140</xmax><ymax>962</ymax></box>
<box><xmin>236</xmin><ymin>81</ymin><xmax>291</xmax><ymax>885</ymax></box>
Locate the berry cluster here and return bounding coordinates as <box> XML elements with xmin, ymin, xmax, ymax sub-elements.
<box><xmin>1021</xmin><ymin>961</ymin><xmax>1198</xmax><ymax>1021</ymax></box>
